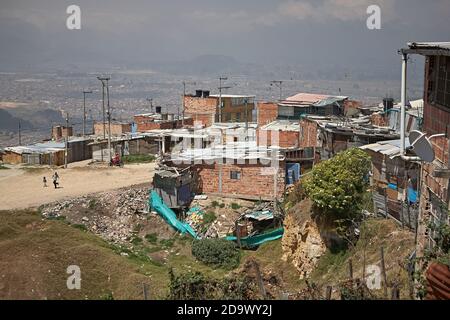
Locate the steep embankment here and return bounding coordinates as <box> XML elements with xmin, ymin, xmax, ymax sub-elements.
<box><xmin>281</xmin><ymin>198</ymin><xmax>416</xmax><ymax>299</ymax></box>
<box><xmin>0</xmin><ymin>210</ymin><xmax>169</xmax><ymax>299</ymax></box>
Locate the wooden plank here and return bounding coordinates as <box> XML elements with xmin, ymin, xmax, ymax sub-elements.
<box><xmin>432</xmin><ymin>169</ymin><xmax>450</xmax><ymax>179</ymax></box>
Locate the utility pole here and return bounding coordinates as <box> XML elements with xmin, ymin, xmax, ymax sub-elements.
<box><xmin>106</xmin><ymin>79</ymin><xmax>112</xmax><ymax>165</ymax></box>
<box><xmin>82</xmin><ymin>90</ymin><xmax>93</xmax><ymax>137</ymax></box>
<box><xmin>270</xmin><ymin>80</ymin><xmax>283</xmax><ymax>101</ymax></box>
<box><xmin>64</xmin><ymin>112</ymin><xmax>69</xmax><ymax>169</ymax></box>
<box><xmin>218</xmin><ymin>76</ymin><xmax>231</xmax><ymax>123</ymax></box>
<box><xmin>182</xmin><ymin>81</ymin><xmax>186</xmax><ymax>127</ymax></box>
<box><xmin>146</xmin><ymin>98</ymin><xmax>153</xmax><ymax>113</ymax></box>
<box><xmin>97</xmin><ymin>76</ymin><xmax>111</xmax><ymax>164</ymax></box>
<box><xmin>245</xmin><ymin>98</ymin><xmax>249</xmax><ymax>139</ymax></box>
<box><xmin>18</xmin><ymin>121</ymin><xmax>21</xmax><ymax>145</ymax></box>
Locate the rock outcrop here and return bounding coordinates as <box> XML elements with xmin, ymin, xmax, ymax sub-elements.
<box><xmin>282</xmin><ymin>199</ymin><xmax>326</xmax><ymax>279</ymax></box>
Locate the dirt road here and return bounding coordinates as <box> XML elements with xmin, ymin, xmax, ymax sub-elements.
<box><xmin>0</xmin><ymin>161</ymin><xmax>156</xmax><ymax>210</ymax></box>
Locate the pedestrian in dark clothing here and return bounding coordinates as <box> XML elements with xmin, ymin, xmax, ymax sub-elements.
<box><xmin>43</xmin><ymin>176</ymin><xmax>47</xmax><ymax>187</ymax></box>
<box><xmin>52</xmin><ymin>172</ymin><xmax>59</xmax><ymax>189</ymax></box>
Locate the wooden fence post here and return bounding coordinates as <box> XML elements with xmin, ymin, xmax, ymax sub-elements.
<box><xmin>326</xmin><ymin>286</ymin><xmax>332</xmax><ymax>300</ymax></box>
<box><xmin>380</xmin><ymin>247</ymin><xmax>388</xmax><ymax>298</ymax></box>
<box><xmin>348</xmin><ymin>259</ymin><xmax>353</xmax><ymax>280</ymax></box>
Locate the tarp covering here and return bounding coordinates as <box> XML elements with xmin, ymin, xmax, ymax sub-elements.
<box><xmin>225</xmin><ymin>228</ymin><xmax>284</xmax><ymax>248</ymax></box>
<box><xmin>149</xmin><ymin>189</ymin><xmax>283</xmax><ymax>247</ymax></box>
<box><xmin>149</xmin><ymin>190</ymin><xmax>198</xmax><ymax>238</ymax></box>
<box><xmin>244</xmin><ymin>211</ymin><xmax>274</xmax><ymax>221</ymax></box>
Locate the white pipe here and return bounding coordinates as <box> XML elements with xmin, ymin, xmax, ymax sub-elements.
<box><xmin>400</xmin><ymin>52</ymin><xmax>407</xmax><ymax>156</ymax></box>
<box><xmin>429</xmin><ymin>133</ymin><xmax>446</xmax><ymax>140</ymax></box>
<box><xmin>399</xmin><ymin>52</ymin><xmax>421</xmax><ymax>161</ymax></box>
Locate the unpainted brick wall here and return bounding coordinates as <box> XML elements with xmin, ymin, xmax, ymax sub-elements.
<box><xmin>257</xmin><ymin>102</ymin><xmax>278</xmax><ymax>126</ymax></box>
<box><xmin>193</xmin><ymin>161</ymin><xmax>285</xmax><ymax>199</ymax></box>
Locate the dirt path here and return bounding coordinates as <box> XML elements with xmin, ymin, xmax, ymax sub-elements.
<box><xmin>0</xmin><ymin>161</ymin><xmax>156</xmax><ymax>210</ymax></box>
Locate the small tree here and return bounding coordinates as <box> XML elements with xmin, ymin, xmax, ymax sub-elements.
<box><xmin>303</xmin><ymin>148</ymin><xmax>371</xmax><ymax>219</ymax></box>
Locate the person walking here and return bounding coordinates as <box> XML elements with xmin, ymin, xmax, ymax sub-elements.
<box><xmin>52</xmin><ymin>172</ymin><xmax>59</xmax><ymax>189</ymax></box>
<box><xmin>43</xmin><ymin>176</ymin><xmax>47</xmax><ymax>187</ymax></box>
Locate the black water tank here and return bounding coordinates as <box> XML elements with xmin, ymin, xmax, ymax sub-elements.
<box><xmin>155</xmin><ymin>106</ymin><xmax>162</xmax><ymax>114</ymax></box>
<box><xmin>383</xmin><ymin>98</ymin><xmax>394</xmax><ymax>112</ymax></box>
<box><xmin>203</xmin><ymin>90</ymin><xmax>210</xmax><ymax>98</ymax></box>
<box><xmin>195</xmin><ymin>90</ymin><xmax>203</xmax><ymax>97</ymax></box>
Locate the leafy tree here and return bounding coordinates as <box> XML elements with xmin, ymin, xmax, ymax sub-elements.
<box><xmin>303</xmin><ymin>148</ymin><xmax>371</xmax><ymax>218</ymax></box>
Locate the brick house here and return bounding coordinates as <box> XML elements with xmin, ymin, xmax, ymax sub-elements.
<box><xmin>169</xmin><ymin>144</ymin><xmax>286</xmax><ymax>200</ymax></box>
<box><xmin>94</xmin><ymin>121</ymin><xmax>132</xmax><ymax>136</ymax></box>
<box><xmin>401</xmin><ymin>42</ymin><xmax>450</xmax><ymax>251</ymax></box>
<box><xmin>133</xmin><ymin>114</ymin><xmax>193</xmax><ymax>132</ymax></box>
<box><xmin>183</xmin><ymin>91</ymin><xmax>255</xmax><ymax>126</ymax></box>
<box><xmin>256</xmin><ymin>102</ymin><xmax>278</xmax><ymax>126</ymax></box>
<box><xmin>51</xmin><ymin>125</ymin><xmax>73</xmax><ymax>141</ymax></box>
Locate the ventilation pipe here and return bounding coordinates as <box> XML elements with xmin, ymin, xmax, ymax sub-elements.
<box><xmin>400</xmin><ymin>51</ymin><xmax>421</xmax><ymax>161</ymax></box>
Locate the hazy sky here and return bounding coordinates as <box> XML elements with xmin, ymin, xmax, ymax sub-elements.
<box><xmin>1</xmin><ymin>0</ymin><xmax>449</xmax><ymax>74</ymax></box>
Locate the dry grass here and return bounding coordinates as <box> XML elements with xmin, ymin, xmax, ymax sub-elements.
<box><xmin>0</xmin><ymin>210</ymin><xmax>169</xmax><ymax>300</ymax></box>
<box><xmin>308</xmin><ymin>218</ymin><xmax>415</xmax><ymax>299</ymax></box>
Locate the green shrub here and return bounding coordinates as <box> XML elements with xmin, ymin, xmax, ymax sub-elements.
<box><xmin>159</xmin><ymin>238</ymin><xmax>175</xmax><ymax>248</ymax></box>
<box><xmin>72</xmin><ymin>224</ymin><xmax>87</xmax><ymax>232</ymax></box>
<box><xmin>211</xmin><ymin>200</ymin><xmax>219</xmax><ymax>208</ymax></box>
<box><xmin>130</xmin><ymin>236</ymin><xmax>143</xmax><ymax>245</ymax></box>
<box><xmin>168</xmin><ymin>270</ymin><xmax>253</xmax><ymax>300</ymax></box>
<box><xmin>88</xmin><ymin>199</ymin><xmax>97</xmax><ymax>209</ymax></box>
<box><xmin>191</xmin><ymin>238</ymin><xmax>240</xmax><ymax>270</ymax></box>
<box><xmin>145</xmin><ymin>233</ymin><xmax>158</xmax><ymax>244</ymax></box>
<box><xmin>203</xmin><ymin>212</ymin><xmax>217</xmax><ymax>225</ymax></box>
<box><xmin>230</xmin><ymin>203</ymin><xmax>241</xmax><ymax>210</ymax></box>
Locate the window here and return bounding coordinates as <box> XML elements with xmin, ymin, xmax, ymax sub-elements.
<box><xmin>428</xmin><ymin>56</ymin><xmax>450</xmax><ymax>108</ymax></box>
<box><xmin>230</xmin><ymin>170</ymin><xmax>241</xmax><ymax>180</ymax></box>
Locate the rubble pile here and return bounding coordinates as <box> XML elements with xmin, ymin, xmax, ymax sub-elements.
<box><xmin>41</xmin><ymin>187</ymin><xmax>151</xmax><ymax>244</ymax></box>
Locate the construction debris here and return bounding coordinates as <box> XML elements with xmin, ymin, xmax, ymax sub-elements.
<box><xmin>40</xmin><ymin>185</ymin><xmax>172</xmax><ymax>244</ymax></box>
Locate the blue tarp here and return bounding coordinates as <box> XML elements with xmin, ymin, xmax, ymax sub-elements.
<box><xmin>150</xmin><ymin>190</ymin><xmax>198</xmax><ymax>238</ymax></box>
<box><xmin>149</xmin><ymin>190</ymin><xmax>284</xmax><ymax>247</ymax></box>
<box><xmin>225</xmin><ymin>228</ymin><xmax>284</xmax><ymax>248</ymax></box>
<box><xmin>286</xmin><ymin>163</ymin><xmax>300</xmax><ymax>185</ymax></box>
<box><xmin>408</xmin><ymin>187</ymin><xmax>418</xmax><ymax>203</ymax></box>
<box><xmin>388</xmin><ymin>183</ymin><xmax>398</xmax><ymax>190</ymax></box>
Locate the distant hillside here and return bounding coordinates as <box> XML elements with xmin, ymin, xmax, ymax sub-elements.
<box><xmin>0</xmin><ymin>109</ymin><xmax>32</xmax><ymax>132</ymax></box>
<box><xmin>0</xmin><ymin>107</ymin><xmax>64</xmax><ymax>133</ymax></box>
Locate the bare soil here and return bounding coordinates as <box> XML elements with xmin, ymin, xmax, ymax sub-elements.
<box><xmin>0</xmin><ymin>161</ymin><xmax>156</xmax><ymax>210</ymax></box>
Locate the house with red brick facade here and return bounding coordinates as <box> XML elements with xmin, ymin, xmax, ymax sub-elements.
<box><xmin>133</xmin><ymin>113</ymin><xmax>193</xmax><ymax>132</ymax></box>
<box><xmin>400</xmin><ymin>42</ymin><xmax>450</xmax><ymax>251</ymax></box>
<box><xmin>168</xmin><ymin>142</ymin><xmax>286</xmax><ymax>201</ymax></box>
<box><xmin>183</xmin><ymin>90</ymin><xmax>255</xmax><ymax>127</ymax></box>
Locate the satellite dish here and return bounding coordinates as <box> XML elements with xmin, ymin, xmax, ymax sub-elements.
<box><xmin>408</xmin><ymin>130</ymin><xmax>422</xmax><ymax>146</ymax></box>
<box><xmin>408</xmin><ymin>130</ymin><xmax>435</xmax><ymax>162</ymax></box>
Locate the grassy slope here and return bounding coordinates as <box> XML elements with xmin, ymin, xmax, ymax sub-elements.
<box><xmin>0</xmin><ymin>210</ymin><xmax>230</xmax><ymax>300</ymax></box>
<box><xmin>309</xmin><ymin>218</ymin><xmax>415</xmax><ymax>299</ymax></box>
<box><xmin>0</xmin><ymin>210</ymin><xmax>415</xmax><ymax>300</ymax></box>
<box><xmin>0</xmin><ymin>210</ymin><xmax>168</xmax><ymax>300</ymax></box>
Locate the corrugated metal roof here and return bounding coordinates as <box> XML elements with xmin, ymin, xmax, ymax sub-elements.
<box><xmin>313</xmin><ymin>96</ymin><xmax>347</xmax><ymax>107</ymax></box>
<box><xmin>408</xmin><ymin>42</ymin><xmax>450</xmax><ymax>50</ymax></box>
<box><xmin>5</xmin><ymin>141</ymin><xmax>65</xmax><ymax>154</ymax></box>
<box><xmin>209</xmin><ymin>94</ymin><xmax>255</xmax><ymax>98</ymax></box>
<box><xmin>360</xmin><ymin>139</ymin><xmax>411</xmax><ymax>159</ymax></box>
<box><xmin>170</xmin><ymin>141</ymin><xmax>285</xmax><ymax>162</ymax></box>
<box><xmin>284</xmin><ymin>93</ymin><xmax>330</xmax><ymax>104</ymax></box>
<box><xmin>260</xmin><ymin>120</ymin><xmax>299</xmax><ymax>131</ymax></box>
